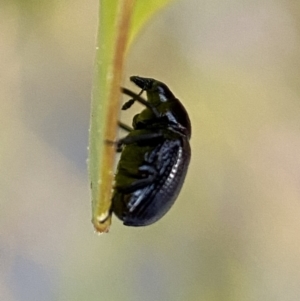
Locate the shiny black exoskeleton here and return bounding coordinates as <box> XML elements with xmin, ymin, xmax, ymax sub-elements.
<box><xmin>112</xmin><ymin>76</ymin><xmax>191</xmax><ymax>226</ymax></box>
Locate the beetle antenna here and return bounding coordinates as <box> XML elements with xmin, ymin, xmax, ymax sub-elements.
<box><xmin>121</xmin><ymin>87</ymin><xmax>159</xmax><ymax>117</ymax></box>
<box><xmin>122</xmin><ymin>89</ymin><xmax>144</xmax><ymax>110</ymax></box>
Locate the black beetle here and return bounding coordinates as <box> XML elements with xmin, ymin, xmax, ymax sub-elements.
<box><xmin>112</xmin><ymin>76</ymin><xmax>191</xmax><ymax>226</ymax></box>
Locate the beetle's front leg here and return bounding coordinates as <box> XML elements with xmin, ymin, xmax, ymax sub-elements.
<box><xmin>116</xmin><ymin>132</ymin><xmax>163</xmax><ymax>151</ymax></box>
<box><xmin>118</xmin><ymin>121</ymin><xmax>133</xmax><ymax>132</ymax></box>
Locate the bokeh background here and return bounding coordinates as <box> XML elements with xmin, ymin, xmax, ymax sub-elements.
<box><xmin>2</xmin><ymin>0</ymin><xmax>300</xmax><ymax>300</ymax></box>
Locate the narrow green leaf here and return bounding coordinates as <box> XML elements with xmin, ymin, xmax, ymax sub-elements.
<box><xmin>89</xmin><ymin>0</ymin><xmax>176</xmax><ymax>233</ymax></box>
<box><xmin>128</xmin><ymin>0</ymin><xmax>176</xmax><ymax>47</ymax></box>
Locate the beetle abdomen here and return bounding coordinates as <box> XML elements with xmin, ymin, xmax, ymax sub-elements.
<box><xmin>113</xmin><ymin>137</ymin><xmax>191</xmax><ymax>226</ymax></box>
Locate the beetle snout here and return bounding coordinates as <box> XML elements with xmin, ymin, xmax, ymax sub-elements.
<box><xmin>130</xmin><ymin>76</ymin><xmax>153</xmax><ymax>90</ymax></box>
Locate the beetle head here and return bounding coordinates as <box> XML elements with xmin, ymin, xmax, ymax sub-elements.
<box><xmin>130</xmin><ymin>76</ymin><xmax>175</xmax><ymax>104</ymax></box>
<box><xmin>130</xmin><ymin>76</ymin><xmax>191</xmax><ymax>139</ymax></box>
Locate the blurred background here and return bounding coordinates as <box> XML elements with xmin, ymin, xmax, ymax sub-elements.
<box><xmin>1</xmin><ymin>0</ymin><xmax>300</xmax><ymax>300</ymax></box>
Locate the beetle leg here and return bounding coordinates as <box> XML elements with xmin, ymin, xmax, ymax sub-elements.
<box><xmin>106</xmin><ymin>132</ymin><xmax>159</xmax><ymax>153</ymax></box>
<box><xmin>104</xmin><ymin>139</ymin><xmax>123</xmax><ymax>153</ymax></box>
<box><xmin>104</xmin><ymin>122</ymin><xmax>133</xmax><ymax>152</ymax></box>
<box><xmin>127</xmin><ymin>165</ymin><xmax>157</xmax><ymax>212</ymax></box>
<box><xmin>116</xmin><ymin>132</ymin><xmax>163</xmax><ymax>150</ymax></box>
<box><xmin>119</xmin><ymin>165</ymin><xmax>157</xmax><ymax>194</ymax></box>
<box><xmin>108</xmin><ymin>125</ymin><xmax>161</xmax><ymax>152</ymax></box>
<box><xmin>118</xmin><ymin>121</ymin><xmax>133</xmax><ymax>132</ymax></box>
